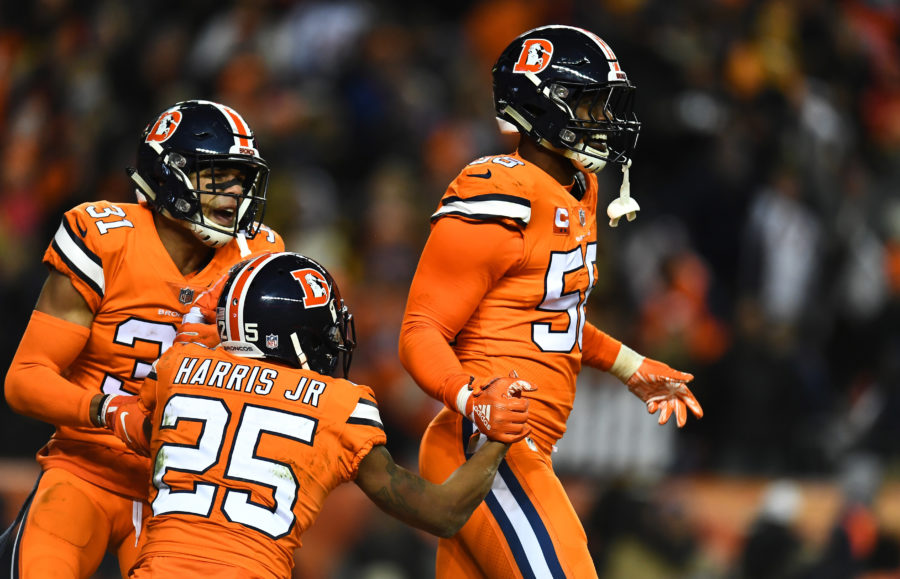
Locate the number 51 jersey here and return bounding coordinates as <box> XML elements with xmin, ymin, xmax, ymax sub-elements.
<box><xmin>138</xmin><ymin>343</ymin><xmax>387</xmax><ymax>578</ymax></box>
<box><xmin>40</xmin><ymin>201</ymin><xmax>283</xmax><ymax>499</ymax></box>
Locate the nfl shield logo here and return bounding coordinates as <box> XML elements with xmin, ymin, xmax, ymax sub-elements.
<box><xmin>578</xmin><ymin>209</ymin><xmax>586</xmax><ymax>226</ymax></box>
<box><xmin>179</xmin><ymin>288</ymin><xmax>195</xmax><ymax>305</ymax></box>
<box><xmin>266</xmin><ymin>334</ymin><xmax>279</xmax><ymax>349</ymax></box>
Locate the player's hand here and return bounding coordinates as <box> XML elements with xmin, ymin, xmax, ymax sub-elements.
<box><xmin>465</xmin><ymin>376</ymin><xmax>535</xmax><ymax>444</ymax></box>
<box><xmin>625</xmin><ymin>358</ymin><xmax>702</xmax><ymax>427</ymax></box>
<box><xmin>175</xmin><ymin>307</ymin><xmax>219</xmax><ymax>348</ymax></box>
<box><xmin>175</xmin><ymin>273</ymin><xmax>229</xmax><ymax>348</ymax></box>
<box><xmin>99</xmin><ymin>395</ymin><xmax>151</xmax><ymax>456</ymax></box>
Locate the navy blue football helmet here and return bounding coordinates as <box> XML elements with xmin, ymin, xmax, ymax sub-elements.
<box><xmin>128</xmin><ymin>100</ymin><xmax>269</xmax><ymax>247</ymax></box>
<box><xmin>492</xmin><ymin>25</ymin><xmax>640</xmax><ymax>172</ymax></box>
<box><xmin>216</xmin><ymin>252</ymin><xmax>356</xmax><ymax>378</ymax></box>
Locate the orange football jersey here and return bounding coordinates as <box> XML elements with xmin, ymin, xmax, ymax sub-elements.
<box><xmin>422</xmin><ymin>152</ymin><xmax>599</xmax><ymax>445</ymax></box>
<box><xmin>38</xmin><ymin>201</ymin><xmax>284</xmax><ymax>498</ymax></box>
<box><xmin>136</xmin><ymin>342</ymin><xmax>387</xmax><ymax>579</ymax></box>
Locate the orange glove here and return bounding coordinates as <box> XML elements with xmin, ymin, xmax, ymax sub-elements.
<box><xmin>98</xmin><ymin>394</ymin><xmax>151</xmax><ymax>456</ymax></box>
<box><xmin>458</xmin><ymin>375</ymin><xmax>535</xmax><ymax>444</ymax></box>
<box><xmin>175</xmin><ymin>272</ymin><xmax>229</xmax><ymax>348</ymax></box>
<box><xmin>175</xmin><ymin>308</ymin><xmax>219</xmax><ymax>348</ymax></box>
<box><xmin>608</xmin><ymin>344</ymin><xmax>702</xmax><ymax>427</ymax></box>
<box><xmin>625</xmin><ymin>358</ymin><xmax>702</xmax><ymax>427</ymax></box>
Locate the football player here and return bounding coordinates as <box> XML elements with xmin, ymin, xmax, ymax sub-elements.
<box><xmin>398</xmin><ymin>25</ymin><xmax>704</xmax><ymax>577</ymax></box>
<box><xmin>2</xmin><ymin>100</ymin><xmax>285</xmax><ymax>577</ymax></box>
<box><xmin>101</xmin><ymin>252</ymin><xmax>532</xmax><ymax>578</ymax></box>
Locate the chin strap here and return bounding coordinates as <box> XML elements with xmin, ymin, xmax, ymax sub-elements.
<box><xmin>291</xmin><ymin>332</ymin><xmax>312</xmax><ymax>371</ymax></box>
<box><xmin>236</xmin><ymin>231</ymin><xmax>251</xmax><ymax>257</ymax></box>
<box><xmin>606</xmin><ymin>159</ymin><xmax>640</xmax><ymax>227</ymax></box>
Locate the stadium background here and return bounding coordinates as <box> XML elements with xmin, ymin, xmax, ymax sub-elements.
<box><xmin>2</xmin><ymin>0</ymin><xmax>900</xmax><ymax>576</ymax></box>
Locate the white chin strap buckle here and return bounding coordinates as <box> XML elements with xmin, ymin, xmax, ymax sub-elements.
<box><xmin>606</xmin><ymin>159</ymin><xmax>639</xmax><ymax>227</ymax></box>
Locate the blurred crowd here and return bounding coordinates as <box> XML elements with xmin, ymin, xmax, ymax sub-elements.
<box><xmin>2</xmin><ymin>0</ymin><xmax>900</xmax><ymax>576</ymax></box>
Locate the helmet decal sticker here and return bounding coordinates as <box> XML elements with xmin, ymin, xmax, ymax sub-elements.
<box><xmin>146</xmin><ymin>111</ymin><xmax>182</xmax><ymax>143</ymax></box>
<box><xmin>513</xmin><ymin>39</ymin><xmax>554</xmax><ymax>74</ymax></box>
<box><xmin>291</xmin><ymin>268</ymin><xmax>330</xmax><ymax>308</ymax></box>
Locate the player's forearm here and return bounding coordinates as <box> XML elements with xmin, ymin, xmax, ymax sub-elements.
<box><xmin>5</xmin><ymin>310</ymin><xmax>94</xmax><ymax>427</ymax></box>
<box><xmin>5</xmin><ymin>362</ymin><xmax>95</xmax><ymax>427</ymax></box>
<box><xmin>359</xmin><ymin>442</ymin><xmax>508</xmax><ymax>538</ymax></box>
<box><xmin>431</xmin><ymin>441</ymin><xmax>509</xmax><ymax>536</ymax></box>
<box><xmin>398</xmin><ymin>318</ymin><xmax>470</xmax><ymax>411</ymax></box>
<box><xmin>399</xmin><ymin>218</ymin><xmax>520</xmax><ymax>412</ymax></box>
<box><xmin>581</xmin><ymin>322</ymin><xmax>624</xmax><ymax>372</ymax></box>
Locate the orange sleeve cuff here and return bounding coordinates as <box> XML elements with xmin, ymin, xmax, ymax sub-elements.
<box><xmin>4</xmin><ymin>310</ymin><xmax>94</xmax><ymax>427</ymax></box>
<box><xmin>581</xmin><ymin>323</ymin><xmax>623</xmax><ymax>372</ymax></box>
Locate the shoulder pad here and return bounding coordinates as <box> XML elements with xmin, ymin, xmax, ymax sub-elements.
<box><xmin>431</xmin><ymin>155</ymin><xmax>534</xmax><ymax>227</ymax></box>
<box><xmin>46</xmin><ymin>202</ymin><xmax>141</xmax><ymax>301</ymax></box>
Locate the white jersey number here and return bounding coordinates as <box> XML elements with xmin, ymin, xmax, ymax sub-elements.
<box><xmin>532</xmin><ymin>243</ymin><xmax>597</xmax><ymax>352</ymax></box>
<box><xmin>151</xmin><ymin>394</ymin><xmax>316</xmax><ymax>539</ymax></box>
<box><xmin>86</xmin><ymin>204</ymin><xmax>133</xmax><ymax>234</ymax></box>
<box><xmin>102</xmin><ymin>318</ymin><xmax>177</xmax><ymax>396</ymax></box>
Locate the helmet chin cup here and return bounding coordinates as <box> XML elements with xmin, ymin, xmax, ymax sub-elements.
<box><xmin>563</xmin><ymin>148</ymin><xmax>608</xmax><ymax>174</ymax></box>
<box><xmin>187</xmin><ymin>221</ymin><xmax>231</xmax><ymax>248</ymax></box>
<box><xmin>182</xmin><ymin>195</ymin><xmax>253</xmax><ymax>249</ymax></box>
<box><xmin>538</xmin><ymin>138</ymin><xmax>609</xmax><ymax>173</ymax></box>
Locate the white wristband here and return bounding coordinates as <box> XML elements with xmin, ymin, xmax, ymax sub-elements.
<box><xmin>97</xmin><ymin>394</ymin><xmax>117</xmax><ymax>427</ymax></box>
<box><xmin>609</xmin><ymin>345</ymin><xmax>645</xmax><ymax>382</ymax></box>
<box><xmin>455</xmin><ymin>383</ymin><xmax>473</xmax><ymax>418</ymax></box>
<box><xmin>182</xmin><ymin>306</ymin><xmax>205</xmax><ymax>325</ymax></box>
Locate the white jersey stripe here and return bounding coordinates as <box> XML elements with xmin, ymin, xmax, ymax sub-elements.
<box><xmin>350</xmin><ymin>401</ymin><xmax>383</xmax><ymax>427</ymax></box>
<box><xmin>53</xmin><ymin>222</ymin><xmax>105</xmax><ymax>294</ymax></box>
<box><xmin>432</xmin><ymin>199</ymin><xmax>531</xmax><ymax>224</ymax></box>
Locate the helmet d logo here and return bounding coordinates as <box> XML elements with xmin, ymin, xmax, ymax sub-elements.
<box><xmin>513</xmin><ymin>39</ymin><xmax>554</xmax><ymax>74</ymax></box>
<box><xmin>146</xmin><ymin>111</ymin><xmax>182</xmax><ymax>143</ymax></box>
<box><xmin>291</xmin><ymin>268</ymin><xmax>330</xmax><ymax>308</ymax></box>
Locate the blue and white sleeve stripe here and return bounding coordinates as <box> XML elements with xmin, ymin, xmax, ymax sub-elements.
<box><xmin>49</xmin><ymin>218</ymin><xmax>104</xmax><ymax>298</ymax></box>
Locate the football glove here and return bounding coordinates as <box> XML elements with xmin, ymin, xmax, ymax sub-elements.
<box><xmin>456</xmin><ymin>375</ymin><xmax>535</xmax><ymax>444</ymax></box>
<box><xmin>611</xmin><ymin>347</ymin><xmax>702</xmax><ymax>427</ymax></box>
<box><xmin>97</xmin><ymin>394</ymin><xmax>151</xmax><ymax>456</ymax></box>
<box><xmin>175</xmin><ymin>307</ymin><xmax>219</xmax><ymax>348</ymax></box>
<box><xmin>175</xmin><ymin>273</ymin><xmax>229</xmax><ymax>348</ymax></box>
